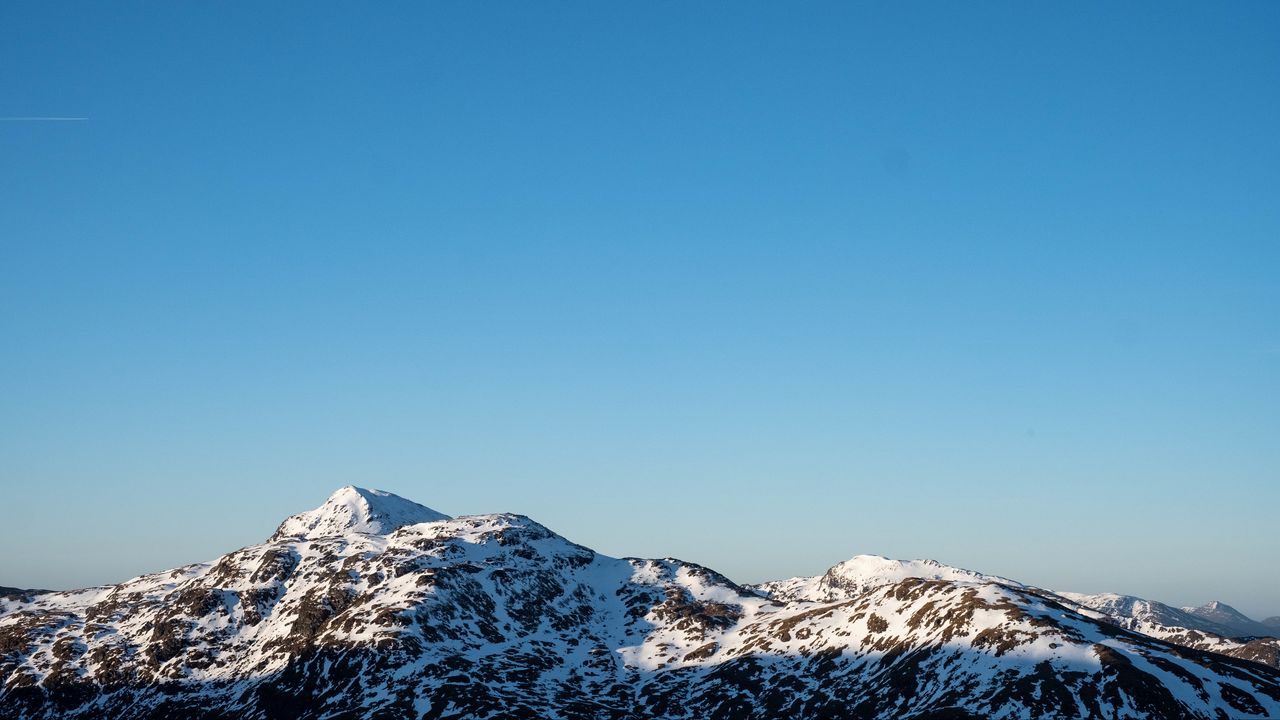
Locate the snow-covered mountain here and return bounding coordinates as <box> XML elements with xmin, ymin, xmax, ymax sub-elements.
<box><xmin>1057</xmin><ymin>592</ymin><xmax>1226</xmax><ymax>635</ymax></box>
<box><xmin>752</xmin><ymin>554</ymin><xmax>1020</xmax><ymax>603</ymax></box>
<box><xmin>3</xmin><ymin>487</ymin><xmax>1279</xmax><ymax>720</ymax></box>
<box><xmin>1182</xmin><ymin>601</ymin><xmax>1279</xmax><ymax>639</ymax></box>
<box><xmin>1055</xmin><ymin>592</ymin><xmax>1280</xmax><ymax>670</ymax></box>
<box><xmin>1049</xmin><ymin>592</ymin><xmax>1277</xmax><ymax>642</ymax></box>
<box><xmin>753</xmin><ymin>551</ymin><xmax>1280</xmax><ymax>673</ymax></box>
<box><xmin>271</xmin><ymin>485</ymin><xmax>451</xmax><ymax>541</ymax></box>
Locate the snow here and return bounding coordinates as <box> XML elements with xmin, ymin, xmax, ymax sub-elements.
<box><xmin>270</xmin><ymin>485</ymin><xmax>450</xmax><ymax>541</ymax></box>
<box><xmin>4</xmin><ymin>486</ymin><xmax>1279</xmax><ymax>720</ymax></box>
<box><xmin>756</xmin><ymin>553</ymin><xmax>1020</xmax><ymax>603</ymax></box>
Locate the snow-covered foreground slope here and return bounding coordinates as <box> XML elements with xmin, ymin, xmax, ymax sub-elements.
<box><xmin>3</xmin><ymin>488</ymin><xmax>1280</xmax><ymax>720</ymax></box>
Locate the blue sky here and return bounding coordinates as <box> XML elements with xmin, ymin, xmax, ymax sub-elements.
<box><xmin>2</xmin><ymin>2</ymin><xmax>1277</xmax><ymax>616</ymax></box>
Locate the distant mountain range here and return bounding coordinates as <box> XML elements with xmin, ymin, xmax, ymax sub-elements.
<box><xmin>2</xmin><ymin>486</ymin><xmax>1278</xmax><ymax>719</ymax></box>
<box><xmin>1179</xmin><ymin>600</ymin><xmax>1280</xmax><ymax>639</ymax></box>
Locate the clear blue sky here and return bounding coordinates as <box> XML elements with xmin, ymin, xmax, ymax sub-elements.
<box><xmin>2</xmin><ymin>3</ymin><xmax>1277</xmax><ymax>617</ymax></box>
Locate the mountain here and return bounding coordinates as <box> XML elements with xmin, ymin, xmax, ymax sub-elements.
<box><xmin>752</xmin><ymin>554</ymin><xmax>1019</xmax><ymax>603</ymax></box>
<box><xmin>1182</xmin><ymin>601</ymin><xmax>1279</xmax><ymax>639</ymax></box>
<box><xmin>1055</xmin><ymin>593</ymin><xmax>1280</xmax><ymax>671</ymax></box>
<box><xmin>1057</xmin><ymin>592</ymin><xmax>1247</xmax><ymax>638</ymax></box>
<box><xmin>0</xmin><ymin>588</ymin><xmax>45</xmax><ymax>601</ymax></box>
<box><xmin>270</xmin><ymin>485</ymin><xmax>451</xmax><ymax>541</ymax></box>
<box><xmin>753</xmin><ymin>554</ymin><xmax>1280</xmax><ymax>673</ymax></box>
<box><xmin>1267</xmin><ymin>617</ymin><xmax>1280</xmax><ymax>628</ymax></box>
<box><xmin>753</xmin><ymin>552</ymin><xmax>1280</xmax><ymax>673</ymax></box>
<box><xmin>3</xmin><ymin>488</ymin><xmax>1280</xmax><ymax>720</ymax></box>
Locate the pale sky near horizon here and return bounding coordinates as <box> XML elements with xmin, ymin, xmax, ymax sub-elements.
<box><xmin>2</xmin><ymin>2</ymin><xmax>1277</xmax><ymax>618</ymax></box>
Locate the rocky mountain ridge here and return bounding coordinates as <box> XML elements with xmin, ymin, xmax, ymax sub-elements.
<box><xmin>767</xmin><ymin>554</ymin><xmax>1280</xmax><ymax>676</ymax></box>
<box><xmin>2</xmin><ymin>487</ymin><xmax>1278</xmax><ymax>719</ymax></box>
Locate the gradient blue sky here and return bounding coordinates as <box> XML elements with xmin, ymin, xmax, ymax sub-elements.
<box><xmin>2</xmin><ymin>3</ymin><xmax>1277</xmax><ymax>616</ymax></box>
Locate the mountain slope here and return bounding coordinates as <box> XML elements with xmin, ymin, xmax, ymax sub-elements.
<box><xmin>755</xmin><ymin>552</ymin><xmax>1280</xmax><ymax>672</ymax></box>
<box><xmin>1057</xmin><ymin>593</ymin><xmax>1227</xmax><ymax>635</ymax></box>
<box><xmin>1056</xmin><ymin>593</ymin><xmax>1280</xmax><ymax>671</ymax></box>
<box><xmin>752</xmin><ymin>554</ymin><xmax>1019</xmax><ymax>603</ymax></box>
<box><xmin>1056</xmin><ymin>592</ymin><xmax>1278</xmax><ymax>642</ymax></box>
<box><xmin>3</xmin><ymin>488</ymin><xmax>1279</xmax><ymax>720</ymax></box>
<box><xmin>1182</xmin><ymin>601</ymin><xmax>1279</xmax><ymax>639</ymax></box>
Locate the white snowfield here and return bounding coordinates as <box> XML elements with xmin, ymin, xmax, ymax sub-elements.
<box><xmin>1</xmin><ymin>487</ymin><xmax>1278</xmax><ymax>720</ymax></box>
<box><xmin>270</xmin><ymin>485</ymin><xmax>451</xmax><ymax>541</ymax></box>
<box><xmin>752</xmin><ymin>553</ymin><xmax>1022</xmax><ymax>604</ymax></box>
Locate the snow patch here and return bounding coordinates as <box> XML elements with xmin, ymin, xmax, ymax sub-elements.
<box><xmin>270</xmin><ymin>486</ymin><xmax>450</xmax><ymax>541</ymax></box>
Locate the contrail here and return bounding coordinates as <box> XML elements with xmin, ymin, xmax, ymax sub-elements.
<box><xmin>0</xmin><ymin>116</ymin><xmax>88</xmax><ymax>121</ymax></box>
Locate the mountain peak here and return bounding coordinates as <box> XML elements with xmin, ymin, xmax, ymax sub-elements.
<box><xmin>825</xmin><ymin>554</ymin><xmax>1018</xmax><ymax>590</ymax></box>
<box><xmin>269</xmin><ymin>486</ymin><xmax>450</xmax><ymax>541</ymax></box>
<box><xmin>753</xmin><ymin>553</ymin><xmax>1019</xmax><ymax>603</ymax></box>
<box><xmin>1181</xmin><ymin>600</ymin><xmax>1277</xmax><ymax>638</ymax></box>
<box><xmin>1185</xmin><ymin>600</ymin><xmax>1250</xmax><ymax>620</ymax></box>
